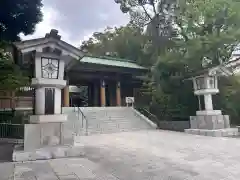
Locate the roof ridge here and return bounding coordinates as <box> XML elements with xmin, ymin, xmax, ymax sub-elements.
<box><xmin>15</xmin><ymin>37</ymin><xmax>82</xmax><ymax>53</ymax></box>
<box><xmin>79</xmin><ymin>55</ymin><xmax>147</xmax><ymax>70</ymax></box>
<box><xmin>84</xmin><ymin>55</ymin><xmax>137</xmax><ymax>63</ymax></box>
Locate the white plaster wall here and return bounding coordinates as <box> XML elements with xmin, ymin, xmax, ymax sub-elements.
<box><xmin>35</xmin><ymin>87</ymin><xmax>45</xmax><ymax>115</ymax></box>
<box><xmin>54</xmin><ymin>88</ymin><xmax>62</xmax><ymax>114</ymax></box>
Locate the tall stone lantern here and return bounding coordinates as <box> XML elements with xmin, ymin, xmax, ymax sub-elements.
<box><xmin>193</xmin><ymin>75</ymin><xmax>220</xmax><ymax>116</ymax></box>
<box><xmin>12</xmin><ymin>30</ymin><xmax>80</xmax><ymax>157</ymax></box>
<box><xmin>185</xmin><ymin>69</ymin><xmax>239</xmax><ymax>137</ymax></box>
<box><xmin>25</xmin><ymin>51</ymin><xmax>72</xmax><ymax>151</ymax></box>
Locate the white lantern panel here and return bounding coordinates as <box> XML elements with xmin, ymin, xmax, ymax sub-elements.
<box><xmin>41</xmin><ymin>58</ymin><xmax>59</xmax><ymax>79</ymax></box>
<box><xmin>208</xmin><ymin>77</ymin><xmax>216</xmax><ymax>89</ymax></box>
<box><xmin>195</xmin><ymin>77</ymin><xmax>206</xmax><ymax>90</ymax></box>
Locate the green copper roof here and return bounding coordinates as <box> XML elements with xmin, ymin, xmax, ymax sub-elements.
<box><xmin>79</xmin><ymin>56</ymin><xmax>146</xmax><ymax>70</ymax></box>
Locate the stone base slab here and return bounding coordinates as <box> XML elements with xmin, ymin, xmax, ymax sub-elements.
<box><xmin>196</xmin><ymin>110</ymin><xmax>222</xmax><ymax>116</ymax></box>
<box><xmin>31</xmin><ymin>78</ymin><xmax>66</xmax><ymax>89</ymax></box>
<box><xmin>24</xmin><ymin>122</ymin><xmax>74</xmax><ymax>151</ymax></box>
<box><xmin>190</xmin><ymin>114</ymin><xmax>230</xmax><ymax>129</ymax></box>
<box><xmin>12</xmin><ymin>145</ymin><xmax>85</xmax><ymax>162</ymax></box>
<box><xmin>185</xmin><ymin>128</ymin><xmax>239</xmax><ymax>137</ymax></box>
<box><xmin>29</xmin><ymin>114</ymin><xmax>67</xmax><ymax>123</ymax></box>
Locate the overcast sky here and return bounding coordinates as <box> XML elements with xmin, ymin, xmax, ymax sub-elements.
<box><xmin>21</xmin><ymin>0</ymin><xmax>129</xmax><ymax>47</ymax></box>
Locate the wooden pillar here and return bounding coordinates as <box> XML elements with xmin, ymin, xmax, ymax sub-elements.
<box><xmin>116</xmin><ymin>81</ymin><xmax>121</xmax><ymax>106</ymax></box>
<box><xmin>63</xmin><ymin>86</ymin><xmax>70</xmax><ymax>107</ymax></box>
<box><xmin>100</xmin><ymin>79</ymin><xmax>106</xmax><ymax>107</ymax></box>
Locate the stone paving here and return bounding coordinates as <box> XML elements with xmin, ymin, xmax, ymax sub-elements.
<box><xmin>1</xmin><ymin>130</ymin><xmax>240</xmax><ymax>179</ymax></box>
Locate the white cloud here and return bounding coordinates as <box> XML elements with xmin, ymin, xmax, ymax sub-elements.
<box><xmin>99</xmin><ymin>13</ymin><xmax>110</xmax><ymax>21</ymax></box>
<box><xmin>20</xmin><ymin>6</ymin><xmax>79</xmax><ymax>46</ymax></box>
<box><xmin>20</xmin><ymin>0</ymin><xmax>129</xmax><ymax>47</ymax></box>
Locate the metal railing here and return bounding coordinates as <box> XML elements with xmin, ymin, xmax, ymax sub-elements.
<box><xmin>0</xmin><ymin>123</ymin><xmax>24</xmax><ymax>139</ymax></box>
<box><xmin>136</xmin><ymin>107</ymin><xmax>160</xmax><ymax>127</ymax></box>
<box><xmin>0</xmin><ymin>108</ymin><xmax>32</xmax><ymax>139</ymax></box>
<box><xmin>73</xmin><ymin>105</ymin><xmax>88</xmax><ymax>135</ymax></box>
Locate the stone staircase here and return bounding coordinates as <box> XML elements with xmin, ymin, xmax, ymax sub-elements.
<box><xmin>63</xmin><ymin>107</ymin><xmax>156</xmax><ymax>136</ymax></box>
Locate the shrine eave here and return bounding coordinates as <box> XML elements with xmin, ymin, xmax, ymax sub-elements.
<box><xmin>78</xmin><ymin>56</ymin><xmax>147</xmax><ymax>70</ymax></box>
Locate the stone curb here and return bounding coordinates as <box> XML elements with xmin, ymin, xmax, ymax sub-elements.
<box><xmin>12</xmin><ymin>145</ymin><xmax>85</xmax><ymax>162</ymax></box>
<box><xmin>131</xmin><ymin>108</ymin><xmax>158</xmax><ymax>129</ymax></box>
<box><xmin>185</xmin><ymin>128</ymin><xmax>239</xmax><ymax>137</ymax></box>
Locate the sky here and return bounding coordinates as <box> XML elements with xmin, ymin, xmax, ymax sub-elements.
<box><xmin>21</xmin><ymin>0</ymin><xmax>129</xmax><ymax>47</ymax></box>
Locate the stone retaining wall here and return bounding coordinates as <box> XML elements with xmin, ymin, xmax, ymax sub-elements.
<box><xmin>158</xmin><ymin>121</ymin><xmax>190</xmax><ymax>132</ymax></box>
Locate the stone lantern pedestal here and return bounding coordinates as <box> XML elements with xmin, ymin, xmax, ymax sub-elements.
<box><xmin>23</xmin><ymin>77</ymin><xmax>71</xmax><ymax>151</ymax></box>
<box><xmin>184</xmin><ymin>73</ymin><xmax>239</xmax><ymax>137</ymax></box>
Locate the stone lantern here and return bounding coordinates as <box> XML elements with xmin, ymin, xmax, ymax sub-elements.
<box><xmin>12</xmin><ymin>29</ymin><xmax>84</xmax><ymax>161</ymax></box>
<box><xmin>193</xmin><ymin>75</ymin><xmax>220</xmax><ymax>116</ymax></box>
<box><xmin>185</xmin><ymin>69</ymin><xmax>239</xmax><ymax>137</ymax></box>
<box><xmin>24</xmin><ymin>41</ymin><xmax>71</xmax><ymax>151</ymax></box>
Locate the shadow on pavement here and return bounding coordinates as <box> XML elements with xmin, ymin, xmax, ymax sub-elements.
<box><xmin>0</xmin><ymin>143</ymin><xmax>14</xmax><ymax>162</ymax></box>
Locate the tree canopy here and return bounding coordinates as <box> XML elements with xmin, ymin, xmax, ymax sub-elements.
<box><xmin>80</xmin><ymin>25</ymin><xmax>154</xmax><ymax>66</ymax></box>
<box><xmin>0</xmin><ymin>0</ymin><xmax>43</xmax><ymax>41</ymax></box>
<box><xmin>0</xmin><ymin>0</ymin><xmax>41</xmax><ymax>89</ymax></box>
<box><xmin>0</xmin><ymin>43</ymin><xmax>29</xmax><ymax>90</ymax></box>
<box><xmin>115</xmin><ymin>0</ymin><xmax>177</xmax><ymax>51</ymax></box>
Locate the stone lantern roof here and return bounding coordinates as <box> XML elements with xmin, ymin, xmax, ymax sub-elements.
<box><xmin>184</xmin><ymin>64</ymin><xmax>233</xmax><ymax>81</ymax></box>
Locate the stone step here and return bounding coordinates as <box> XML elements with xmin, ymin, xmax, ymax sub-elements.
<box><xmin>64</xmin><ymin>107</ymin><xmax>155</xmax><ymax>136</ymax></box>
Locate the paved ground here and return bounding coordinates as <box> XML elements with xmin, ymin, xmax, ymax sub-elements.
<box><xmin>2</xmin><ymin>130</ymin><xmax>240</xmax><ymax>180</ymax></box>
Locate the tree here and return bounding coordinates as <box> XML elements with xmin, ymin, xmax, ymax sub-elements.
<box><xmin>152</xmin><ymin>0</ymin><xmax>240</xmax><ymax>81</ymax></box>
<box><xmin>80</xmin><ymin>25</ymin><xmax>154</xmax><ymax>66</ymax></box>
<box><xmin>0</xmin><ymin>43</ymin><xmax>29</xmax><ymax>90</ymax></box>
<box><xmin>214</xmin><ymin>75</ymin><xmax>240</xmax><ymax>125</ymax></box>
<box><xmin>115</xmin><ymin>0</ymin><xmax>178</xmax><ymax>52</ymax></box>
<box><xmin>0</xmin><ymin>0</ymin><xmax>43</xmax><ymax>41</ymax></box>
